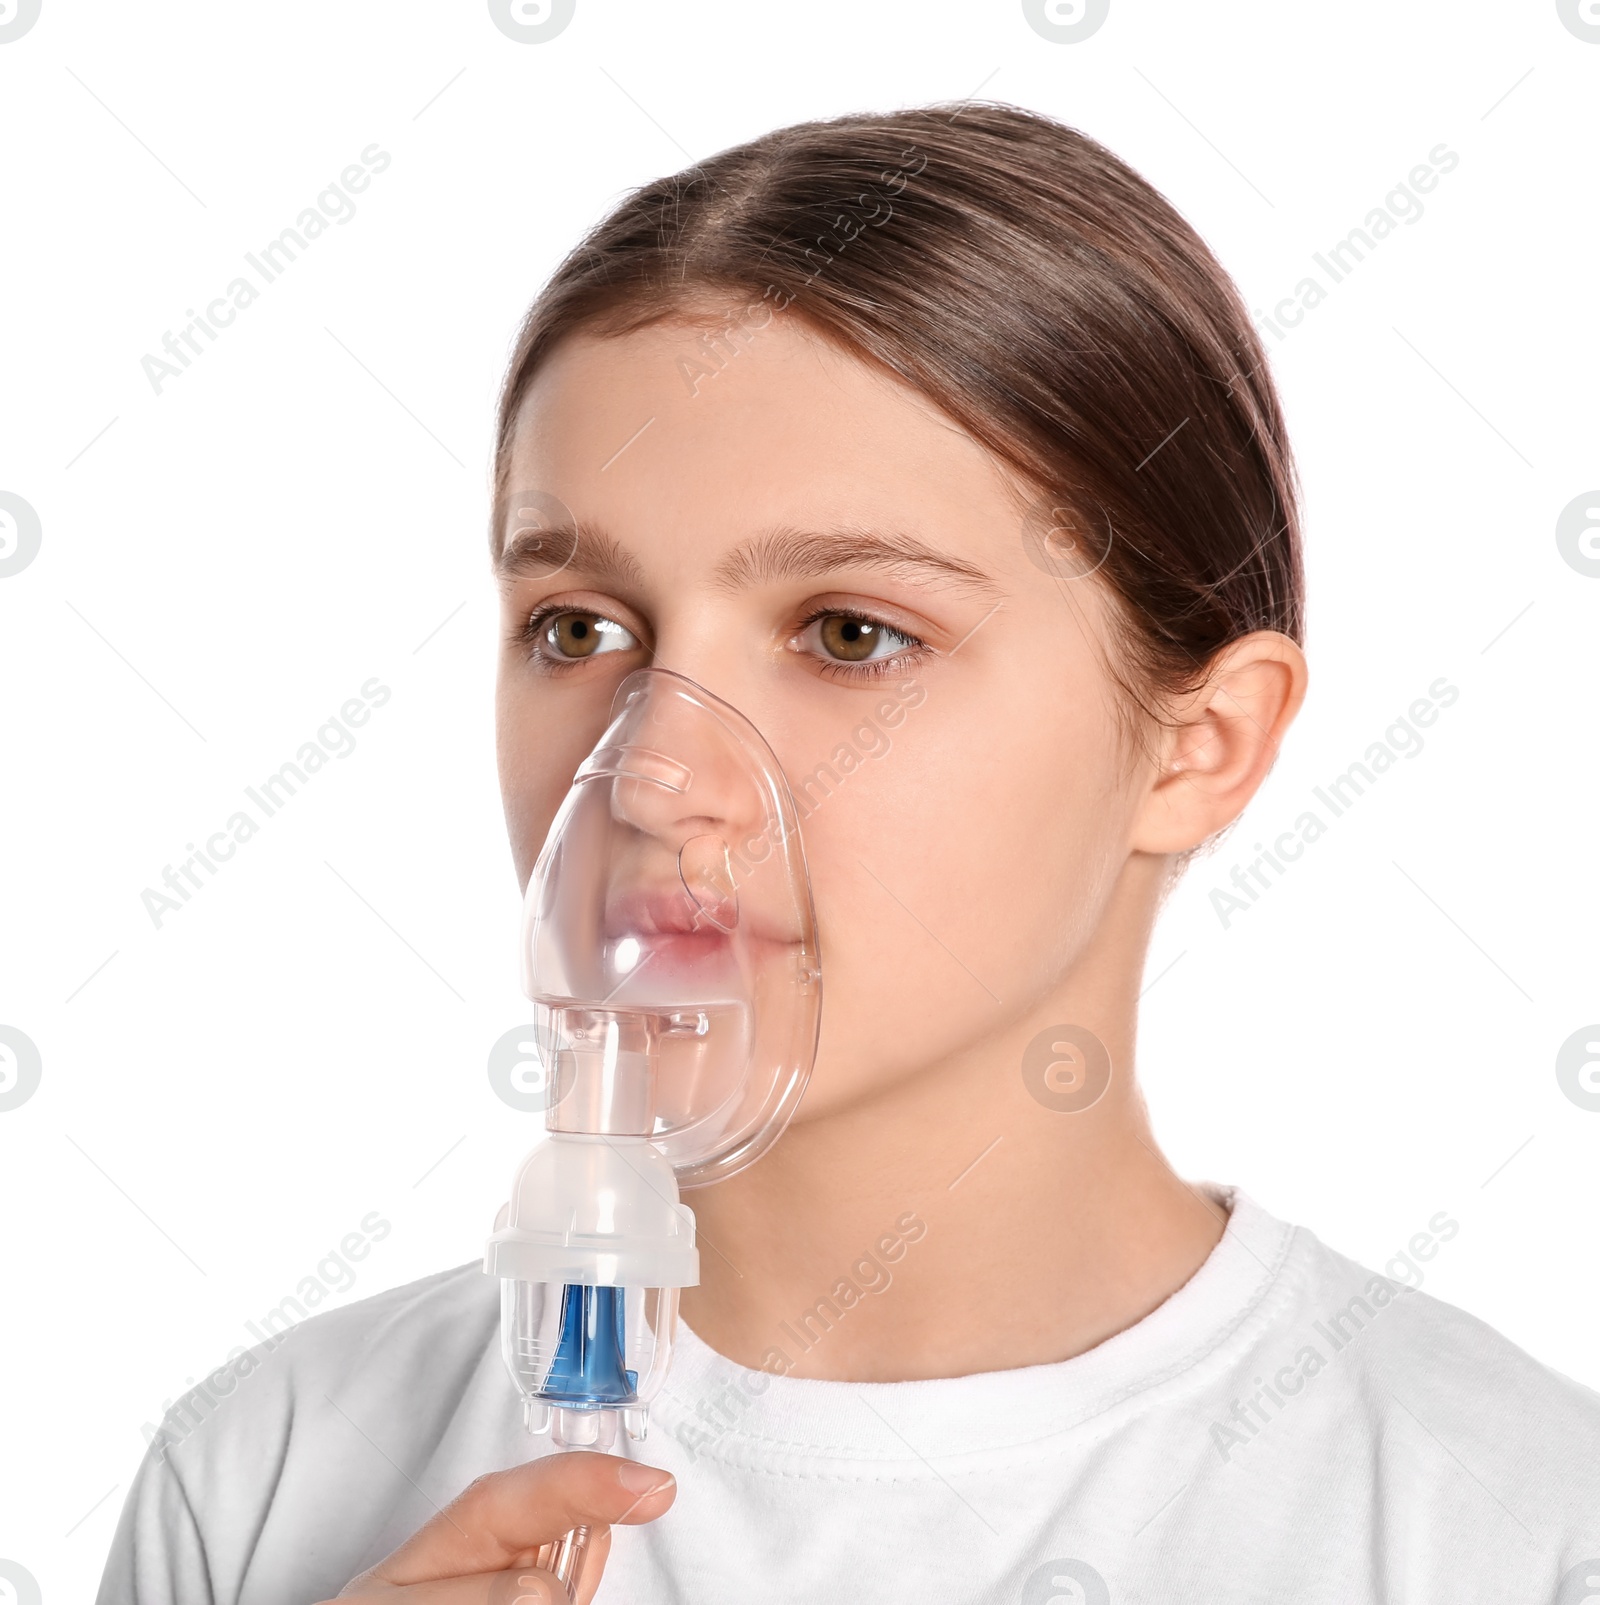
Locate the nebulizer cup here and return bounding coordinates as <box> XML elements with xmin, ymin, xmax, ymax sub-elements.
<box><xmin>484</xmin><ymin>667</ymin><xmax>821</xmax><ymax>1589</ymax></box>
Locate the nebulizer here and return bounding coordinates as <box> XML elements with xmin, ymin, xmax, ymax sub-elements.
<box><xmin>484</xmin><ymin>667</ymin><xmax>822</xmax><ymax>1598</ymax></box>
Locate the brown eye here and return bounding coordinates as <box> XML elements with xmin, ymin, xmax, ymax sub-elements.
<box><xmin>819</xmin><ymin>614</ymin><xmax>885</xmax><ymax>662</ymax></box>
<box><xmin>539</xmin><ymin>611</ymin><xmax>636</xmax><ymax>660</ymax></box>
<box><xmin>796</xmin><ymin>610</ymin><xmax>923</xmax><ymax>674</ymax></box>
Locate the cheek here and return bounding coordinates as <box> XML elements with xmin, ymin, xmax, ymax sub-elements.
<box><xmin>495</xmin><ymin>676</ymin><xmax>619</xmax><ymax>888</ymax></box>
<box><xmin>790</xmin><ymin>689</ymin><xmax>1130</xmax><ymax>1111</ymax></box>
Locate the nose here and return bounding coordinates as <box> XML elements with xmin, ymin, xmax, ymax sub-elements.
<box><xmin>600</xmin><ymin>674</ymin><xmax>756</xmax><ymax>852</ymax></box>
<box><xmin>586</xmin><ymin>667</ymin><xmax>809</xmax><ymax>942</ymax></box>
<box><xmin>643</xmin><ymin>612</ymin><xmax>798</xmax><ymax>772</ymax></box>
<box><xmin>644</xmin><ymin>635</ymin><xmax>809</xmax><ymax>811</ymax></box>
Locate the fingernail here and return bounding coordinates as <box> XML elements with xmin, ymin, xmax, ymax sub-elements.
<box><xmin>617</xmin><ymin>1461</ymin><xmax>673</xmax><ymax>1496</ymax></box>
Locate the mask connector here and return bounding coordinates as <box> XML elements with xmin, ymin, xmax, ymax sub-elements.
<box><xmin>486</xmin><ymin>1129</ymin><xmax>695</xmax><ymax>1445</ymax></box>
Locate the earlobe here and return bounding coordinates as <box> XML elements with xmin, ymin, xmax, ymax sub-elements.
<box><xmin>1131</xmin><ymin>631</ymin><xmax>1309</xmax><ymax>855</ymax></box>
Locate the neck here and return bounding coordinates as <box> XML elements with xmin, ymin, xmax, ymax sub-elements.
<box><xmin>678</xmin><ymin>859</ymin><xmax>1227</xmax><ymax>1382</ymax></box>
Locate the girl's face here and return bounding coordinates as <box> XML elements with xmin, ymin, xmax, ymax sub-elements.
<box><xmin>495</xmin><ymin>313</ymin><xmax>1166</xmax><ymax>1123</ymax></box>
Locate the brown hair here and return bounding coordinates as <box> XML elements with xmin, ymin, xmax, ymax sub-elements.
<box><xmin>491</xmin><ymin>100</ymin><xmax>1303</xmax><ymax>752</ymax></box>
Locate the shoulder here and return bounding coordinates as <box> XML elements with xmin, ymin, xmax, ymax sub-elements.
<box><xmin>267</xmin><ymin>1255</ymin><xmax>501</xmax><ymax>1375</ymax></box>
<box><xmin>1235</xmin><ymin>1203</ymin><xmax>1600</xmax><ymax>1547</ymax></box>
<box><xmin>157</xmin><ymin>1257</ymin><xmax>500</xmax><ymax>1471</ymax></box>
<box><xmin>1290</xmin><ymin>1217</ymin><xmax>1600</xmax><ymax>1428</ymax></box>
<box><xmin>101</xmin><ymin>1261</ymin><xmax>503</xmax><ymax>1605</ymax></box>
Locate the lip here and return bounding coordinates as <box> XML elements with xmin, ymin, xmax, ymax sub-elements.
<box><xmin>600</xmin><ymin>886</ymin><xmax>738</xmax><ymax>993</ymax></box>
<box><xmin>604</xmin><ymin>885</ymin><xmax>730</xmax><ymax>939</ymax></box>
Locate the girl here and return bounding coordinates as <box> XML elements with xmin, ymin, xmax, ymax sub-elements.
<box><xmin>99</xmin><ymin>101</ymin><xmax>1600</xmax><ymax>1605</ymax></box>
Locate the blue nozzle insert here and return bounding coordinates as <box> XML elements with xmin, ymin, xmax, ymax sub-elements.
<box><xmin>542</xmin><ymin>1284</ymin><xmax>638</xmax><ymax>1407</ymax></box>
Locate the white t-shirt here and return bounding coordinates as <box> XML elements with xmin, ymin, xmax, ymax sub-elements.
<box><xmin>96</xmin><ymin>1184</ymin><xmax>1600</xmax><ymax>1604</ymax></box>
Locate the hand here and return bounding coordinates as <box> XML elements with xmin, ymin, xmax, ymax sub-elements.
<box><xmin>321</xmin><ymin>1450</ymin><xmax>676</xmax><ymax>1604</ymax></box>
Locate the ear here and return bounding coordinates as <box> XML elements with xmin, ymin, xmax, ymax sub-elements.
<box><xmin>1130</xmin><ymin>630</ymin><xmax>1309</xmax><ymax>854</ymax></box>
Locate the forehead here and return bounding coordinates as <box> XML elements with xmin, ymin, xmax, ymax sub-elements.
<box><xmin>503</xmin><ymin>316</ymin><xmax>1029</xmax><ymax>559</ymax></box>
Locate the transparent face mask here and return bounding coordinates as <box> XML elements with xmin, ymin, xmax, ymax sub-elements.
<box><xmin>485</xmin><ymin>667</ymin><xmax>822</xmax><ymax>1455</ymax></box>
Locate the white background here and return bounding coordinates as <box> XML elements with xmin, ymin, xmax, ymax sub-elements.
<box><xmin>2</xmin><ymin>2</ymin><xmax>1597</xmax><ymax>1599</ymax></box>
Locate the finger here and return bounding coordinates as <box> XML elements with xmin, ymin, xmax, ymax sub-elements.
<box><xmin>519</xmin><ymin>1522</ymin><xmax>606</xmax><ymax>1605</ymax></box>
<box><xmin>486</xmin><ymin>1564</ymin><xmax>569</xmax><ymax>1605</ymax></box>
<box><xmin>484</xmin><ymin>1566</ymin><xmax>577</xmax><ymax>1605</ymax></box>
<box><xmin>330</xmin><ymin>1527</ymin><xmax>616</xmax><ymax>1602</ymax></box>
<box><xmin>477</xmin><ymin>1524</ymin><xmax>616</xmax><ymax>1605</ymax></box>
<box><xmin>364</xmin><ymin>1453</ymin><xmax>672</xmax><ymax>1588</ymax></box>
<box><xmin>328</xmin><ymin>1564</ymin><xmax>569</xmax><ymax>1603</ymax></box>
<box><xmin>569</xmin><ymin>1524</ymin><xmax>611</xmax><ymax>1605</ymax></box>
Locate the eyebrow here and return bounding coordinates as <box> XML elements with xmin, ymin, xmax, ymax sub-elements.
<box><xmin>495</xmin><ymin>517</ymin><xmax>998</xmax><ymax>597</ymax></box>
<box><xmin>711</xmin><ymin>525</ymin><xmax>998</xmax><ymax>596</ymax></box>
